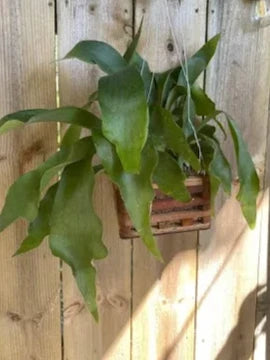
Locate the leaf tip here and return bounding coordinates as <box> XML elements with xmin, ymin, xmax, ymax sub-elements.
<box><xmin>92</xmin><ymin>309</ymin><xmax>99</xmax><ymax>322</ymax></box>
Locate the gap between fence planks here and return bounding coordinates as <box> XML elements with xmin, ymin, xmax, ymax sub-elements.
<box><xmin>57</xmin><ymin>1</ymin><xmax>133</xmax><ymax>359</ymax></box>
<box><xmin>196</xmin><ymin>2</ymin><xmax>270</xmax><ymax>360</ymax></box>
<box><xmin>0</xmin><ymin>0</ymin><xmax>60</xmax><ymax>359</ymax></box>
<box><xmin>132</xmin><ymin>1</ymin><xmax>207</xmax><ymax>359</ymax></box>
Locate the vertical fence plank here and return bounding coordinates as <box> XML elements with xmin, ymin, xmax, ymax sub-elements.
<box><xmin>0</xmin><ymin>1</ymin><xmax>61</xmax><ymax>359</ymax></box>
<box><xmin>57</xmin><ymin>1</ymin><xmax>133</xmax><ymax>359</ymax></box>
<box><xmin>195</xmin><ymin>2</ymin><xmax>270</xmax><ymax>360</ymax></box>
<box><xmin>254</xmin><ymin>114</ymin><xmax>270</xmax><ymax>358</ymax></box>
<box><xmin>132</xmin><ymin>1</ymin><xmax>206</xmax><ymax>359</ymax></box>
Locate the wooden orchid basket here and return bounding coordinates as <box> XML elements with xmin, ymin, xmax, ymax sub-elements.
<box><xmin>116</xmin><ymin>176</ymin><xmax>211</xmax><ymax>238</ymax></box>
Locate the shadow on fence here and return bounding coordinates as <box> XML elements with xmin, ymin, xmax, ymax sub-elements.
<box><xmin>215</xmin><ymin>286</ymin><xmax>268</xmax><ymax>360</ymax></box>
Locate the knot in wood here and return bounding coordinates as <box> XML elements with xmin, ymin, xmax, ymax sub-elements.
<box><xmin>107</xmin><ymin>294</ymin><xmax>128</xmax><ymax>310</ymax></box>
<box><xmin>7</xmin><ymin>311</ymin><xmax>21</xmax><ymax>322</ymax></box>
<box><xmin>64</xmin><ymin>301</ymin><xmax>84</xmax><ymax>321</ymax></box>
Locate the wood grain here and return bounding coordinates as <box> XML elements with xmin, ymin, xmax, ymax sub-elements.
<box><xmin>195</xmin><ymin>2</ymin><xmax>270</xmax><ymax>359</ymax></box>
<box><xmin>0</xmin><ymin>0</ymin><xmax>60</xmax><ymax>359</ymax></box>
<box><xmin>132</xmin><ymin>1</ymin><xmax>207</xmax><ymax>359</ymax></box>
<box><xmin>254</xmin><ymin>83</ymin><xmax>270</xmax><ymax>359</ymax></box>
<box><xmin>57</xmin><ymin>1</ymin><xmax>133</xmax><ymax>359</ymax></box>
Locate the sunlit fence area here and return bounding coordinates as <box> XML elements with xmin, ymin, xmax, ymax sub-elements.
<box><xmin>0</xmin><ymin>0</ymin><xmax>269</xmax><ymax>359</ymax></box>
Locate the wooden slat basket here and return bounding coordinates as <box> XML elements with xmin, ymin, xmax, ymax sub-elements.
<box><xmin>115</xmin><ymin>176</ymin><xmax>211</xmax><ymax>239</ymax></box>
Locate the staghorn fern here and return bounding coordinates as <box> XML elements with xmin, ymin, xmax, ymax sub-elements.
<box><xmin>0</xmin><ymin>29</ymin><xmax>259</xmax><ymax>320</ymax></box>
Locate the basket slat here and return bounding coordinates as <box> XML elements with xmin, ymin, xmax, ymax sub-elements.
<box><xmin>115</xmin><ymin>176</ymin><xmax>211</xmax><ymax>239</ymax></box>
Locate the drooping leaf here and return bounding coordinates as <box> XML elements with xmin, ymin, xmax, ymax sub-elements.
<box><xmin>200</xmin><ymin>136</ymin><xmax>232</xmax><ymax>212</ymax></box>
<box><xmin>191</xmin><ymin>84</ymin><xmax>216</xmax><ymax>116</ymax></box>
<box><xmin>0</xmin><ymin>137</ymin><xmax>93</xmax><ymax>231</ymax></box>
<box><xmin>30</xmin><ymin>107</ymin><xmax>101</xmax><ymax>130</ymax></box>
<box><xmin>39</xmin><ymin>137</ymin><xmax>94</xmax><ymax>189</ymax></box>
<box><xmin>98</xmin><ymin>66</ymin><xmax>148</xmax><ymax>173</ymax></box>
<box><xmin>209</xmin><ymin>176</ymin><xmax>221</xmax><ymax>212</ymax></box>
<box><xmin>151</xmin><ymin>106</ymin><xmax>200</xmax><ymax>171</ymax></box>
<box><xmin>0</xmin><ymin>171</ymin><xmax>43</xmax><ymax>230</ymax></box>
<box><xmin>14</xmin><ymin>182</ymin><xmax>59</xmax><ymax>256</ymax></box>
<box><xmin>0</xmin><ymin>109</ymin><xmax>47</xmax><ymax>134</ymax></box>
<box><xmin>225</xmin><ymin>115</ymin><xmax>260</xmax><ymax>228</ymax></box>
<box><xmin>0</xmin><ymin>107</ymin><xmax>101</xmax><ymax>135</ymax></box>
<box><xmin>183</xmin><ymin>96</ymin><xmax>197</xmax><ymax>137</ymax></box>
<box><xmin>124</xmin><ymin>18</ymin><xmax>143</xmax><ymax>63</ymax></box>
<box><xmin>93</xmin><ymin>131</ymin><xmax>162</xmax><ymax>260</ymax></box>
<box><xmin>64</xmin><ymin>40</ymin><xmax>127</xmax><ymax>74</ymax></box>
<box><xmin>213</xmin><ymin>116</ymin><xmax>227</xmax><ymax>140</ymax></box>
<box><xmin>61</xmin><ymin>125</ymin><xmax>82</xmax><ymax>148</ymax></box>
<box><xmin>49</xmin><ymin>157</ymin><xmax>108</xmax><ymax>320</ymax></box>
<box><xmin>153</xmin><ymin>152</ymin><xmax>190</xmax><ymax>202</ymax></box>
<box><xmin>178</xmin><ymin>34</ymin><xmax>221</xmax><ymax>86</ymax></box>
<box><xmin>204</xmin><ymin>137</ymin><xmax>232</xmax><ymax>194</ymax></box>
<box><xmin>0</xmin><ymin>120</ymin><xmax>24</xmax><ymax>135</ymax></box>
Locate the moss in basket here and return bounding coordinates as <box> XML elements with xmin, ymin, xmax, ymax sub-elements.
<box><xmin>0</xmin><ymin>25</ymin><xmax>259</xmax><ymax>320</ymax></box>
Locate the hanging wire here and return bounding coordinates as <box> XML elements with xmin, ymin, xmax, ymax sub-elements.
<box><xmin>162</xmin><ymin>0</ymin><xmax>203</xmax><ymax>163</ymax></box>
<box><xmin>147</xmin><ymin>13</ymin><xmax>159</xmax><ymax>103</ymax></box>
<box><xmin>139</xmin><ymin>9</ymin><xmax>156</xmax><ymax>103</ymax></box>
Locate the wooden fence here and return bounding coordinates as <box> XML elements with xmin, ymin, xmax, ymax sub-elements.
<box><xmin>0</xmin><ymin>0</ymin><xmax>269</xmax><ymax>359</ymax></box>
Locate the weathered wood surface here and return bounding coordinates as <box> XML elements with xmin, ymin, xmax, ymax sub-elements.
<box><xmin>196</xmin><ymin>2</ymin><xmax>270</xmax><ymax>359</ymax></box>
<box><xmin>0</xmin><ymin>0</ymin><xmax>270</xmax><ymax>359</ymax></box>
<box><xmin>0</xmin><ymin>0</ymin><xmax>60</xmax><ymax>359</ymax></box>
<box><xmin>132</xmin><ymin>1</ymin><xmax>207</xmax><ymax>359</ymax></box>
<box><xmin>57</xmin><ymin>1</ymin><xmax>133</xmax><ymax>359</ymax></box>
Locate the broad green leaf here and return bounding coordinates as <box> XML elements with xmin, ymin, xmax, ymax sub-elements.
<box><xmin>75</xmin><ymin>265</ymin><xmax>98</xmax><ymax>320</ymax></box>
<box><xmin>64</xmin><ymin>40</ymin><xmax>127</xmax><ymax>74</ymax></box>
<box><xmin>191</xmin><ymin>84</ymin><xmax>216</xmax><ymax>116</ymax></box>
<box><xmin>99</xmin><ymin>66</ymin><xmax>148</xmax><ymax>173</ymax></box>
<box><xmin>178</xmin><ymin>34</ymin><xmax>221</xmax><ymax>86</ymax></box>
<box><xmin>61</xmin><ymin>125</ymin><xmax>82</xmax><ymax>148</ymax></box>
<box><xmin>124</xmin><ymin>18</ymin><xmax>143</xmax><ymax>63</ymax></box>
<box><xmin>0</xmin><ymin>107</ymin><xmax>101</xmax><ymax>135</ymax></box>
<box><xmin>200</xmin><ymin>137</ymin><xmax>232</xmax><ymax>211</ymax></box>
<box><xmin>14</xmin><ymin>183</ymin><xmax>59</xmax><ymax>256</ymax></box>
<box><xmin>151</xmin><ymin>106</ymin><xmax>200</xmax><ymax>171</ymax></box>
<box><xmin>93</xmin><ymin>131</ymin><xmax>162</xmax><ymax>260</ymax></box>
<box><xmin>49</xmin><ymin>157</ymin><xmax>108</xmax><ymax>320</ymax></box>
<box><xmin>209</xmin><ymin>176</ymin><xmax>221</xmax><ymax>211</ymax></box>
<box><xmin>0</xmin><ymin>170</ymin><xmax>42</xmax><ymax>230</ymax></box>
<box><xmin>40</xmin><ymin>137</ymin><xmax>94</xmax><ymax>189</ymax></box>
<box><xmin>0</xmin><ymin>109</ymin><xmax>47</xmax><ymax>134</ymax></box>
<box><xmin>129</xmin><ymin>53</ymin><xmax>155</xmax><ymax>102</ymax></box>
<box><xmin>205</xmin><ymin>137</ymin><xmax>232</xmax><ymax>194</ymax></box>
<box><xmin>226</xmin><ymin>115</ymin><xmax>260</xmax><ymax>228</ymax></box>
<box><xmin>153</xmin><ymin>152</ymin><xmax>190</xmax><ymax>202</ymax></box>
<box><xmin>0</xmin><ymin>137</ymin><xmax>93</xmax><ymax>231</ymax></box>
